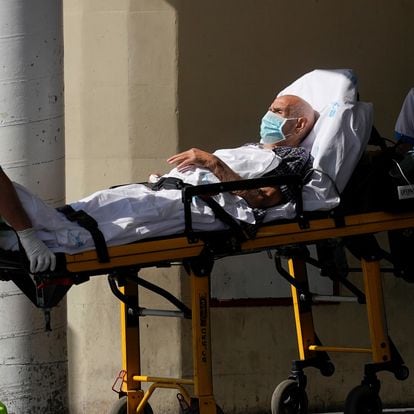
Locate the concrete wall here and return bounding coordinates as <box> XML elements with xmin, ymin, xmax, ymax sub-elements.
<box><xmin>63</xmin><ymin>0</ymin><xmax>414</xmax><ymax>412</ymax></box>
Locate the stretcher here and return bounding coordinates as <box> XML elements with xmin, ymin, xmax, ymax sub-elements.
<box><xmin>1</xmin><ymin>69</ymin><xmax>414</xmax><ymax>414</ymax></box>
<box><xmin>1</xmin><ymin>159</ymin><xmax>414</xmax><ymax>414</ymax></box>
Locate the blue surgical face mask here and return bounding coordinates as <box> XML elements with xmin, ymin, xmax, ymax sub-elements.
<box><xmin>260</xmin><ymin>111</ymin><xmax>296</xmax><ymax>144</ymax></box>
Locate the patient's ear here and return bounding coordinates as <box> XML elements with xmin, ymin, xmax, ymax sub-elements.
<box><xmin>279</xmin><ymin>117</ymin><xmax>310</xmax><ymax>147</ymax></box>
<box><xmin>291</xmin><ymin>117</ymin><xmax>312</xmax><ymax>146</ymax></box>
<box><xmin>295</xmin><ymin>117</ymin><xmax>307</xmax><ymax>133</ymax></box>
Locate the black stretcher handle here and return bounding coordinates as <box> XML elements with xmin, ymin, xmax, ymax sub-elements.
<box><xmin>182</xmin><ymin>174</ymin><xmax>306</xmax><ymax>242</ymax></box>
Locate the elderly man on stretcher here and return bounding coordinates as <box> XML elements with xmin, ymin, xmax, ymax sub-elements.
<box><xmin>0</xmin><ymin>69</ymin><xmax>372</xmax><ymax>272</ymax></box>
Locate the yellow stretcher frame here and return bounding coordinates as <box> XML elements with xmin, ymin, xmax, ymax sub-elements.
<box><xmin>59</xmin><ymin>209</ymin><xmax>414</xmax><ymax>414</ymax></box>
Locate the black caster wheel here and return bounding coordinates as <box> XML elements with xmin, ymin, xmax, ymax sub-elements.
<box><xmin>344</xmin><ymin>384</ymin><xmax>382</xmax><ymax>414</ymax></box>
<box><xmin>320</xmin><ymin>361</ymin><xmax>335</xmax><ymax>377</ymax></box>
<box><xmin>109</xmin><ymin>396</ymin><xmax>154</xmax><ymax>414</ymax></box>
<box><xmin>394</xmin><ymin>365</ymin><xmax>409</xmax><ymax>381</ymax></box>
<box><xmin>271</xmin><ymin>379</ymin><xmax>308</xmax><ymax>414</ymax></box>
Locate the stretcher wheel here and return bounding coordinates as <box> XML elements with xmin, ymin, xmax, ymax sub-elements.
<box><xmin>271</xmin><ymin>379</ymin><xmax>308</xmax><ymax>414</ymax></box>
<box><xmin>344</xmin><ymin>385</ymin><xmax>382</xmax><ymax>414</ymax></box>
<box><xmin>320</xmin><ymin>361</ymin><xmax>335</xmax><ymax>377</ymax></box>
<box><xmin>394</xmin><ymin>365</ymin><xmax>409</xmax><ymax>381</ymax></box>
<box><xmin>109</xmin><ymin>396</ymin><xmax>153</xmax><ymax>414</ymax></box>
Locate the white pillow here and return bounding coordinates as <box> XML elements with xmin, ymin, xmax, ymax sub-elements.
<box><xmin>278</xmin><ymin>68</ymin><xmax>359</xmax><ymax>161</ymax></box>
<box><xmin>278</xmin><ymin>69</ymin><xmax>373</xmax><ymax>209</ymax></box>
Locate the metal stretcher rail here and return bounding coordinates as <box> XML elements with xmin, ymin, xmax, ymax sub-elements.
<box><xmin>63</xmin><ymin>210</ymin><xmax>414</xmax><ymax>273</ymax></box>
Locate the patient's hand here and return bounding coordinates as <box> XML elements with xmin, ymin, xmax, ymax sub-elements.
<box><xmin>168</xmin><ymin>148</ymin><xmax>283</xmax><ymax>209</ymax></box>
<box><xmin>167</xmin><ymin>148</ymin><xmax>217</xmax><ymax>172</ymax></box>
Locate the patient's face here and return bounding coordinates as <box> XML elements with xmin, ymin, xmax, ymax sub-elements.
<box><xmin>267</xmin><ymin>96</ymin><xmax>300</xmax><ymax>145</ymax></box>
<box><xmin>268</xmin><ymin>96</ymin><xmax>293</xmax><ymax>118</ymax></box>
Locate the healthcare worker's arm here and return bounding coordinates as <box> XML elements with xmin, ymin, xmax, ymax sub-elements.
<box><xmin>0</xmin><ymin>167</ymin><xmax>56</xmax><ymax>272</ymax></box>
<box><xmin>167</xmin><ymin>148</ymin><xmax>283</xmax><ymax>208</ymax></box>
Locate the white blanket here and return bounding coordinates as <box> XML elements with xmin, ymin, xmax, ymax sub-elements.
<box><xmin>1</xmin><ymin>145</ymin><xmax>281</xmax><ymax>253</ymax></box>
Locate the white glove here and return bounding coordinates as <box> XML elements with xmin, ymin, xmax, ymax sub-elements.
<box><xmin>17</xmin><ymin>228</ymin><xmax>56</xmax><ymax>273</ymax></box>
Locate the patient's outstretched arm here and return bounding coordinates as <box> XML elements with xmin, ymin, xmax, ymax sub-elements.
<box><xmin>167</xmin><ymin>148</ymin><xmax>283</xmax><ymax>208</ymax></box>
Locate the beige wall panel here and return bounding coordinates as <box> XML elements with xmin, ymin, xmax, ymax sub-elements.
<box><xmin>81</xmin><ymin>14</ymin><xmax>128</xmax><ymax>86</ymax></box>
<box><xmin>128</xmin><ymin>10</ymin><xmax>178</xmax><ymax>164</ymax></box>
<box><xmin>63</xmin><ymin>11</ymin><xmax>82</xmax><ymax>146</ymax></box>
<box><xmin>67</xmin><ymin>279</ymin><xmax>121</xmax><ymax>413</ymax></box>
<box><xmin>128</xmin><ymin>84</ymin><xmax>178</xmax><ymax>161</ymax></box>
<box><xmin>67</xmin><ymin>0</ymin><xmax>174</xmax><ymax>13</ymax></box>
<box><xmin>128</xmin><ymin>11</ymin><xmax>177</xmax><ymax>86</ymax></box>
<box><xmin>64</xmin><ymin>2</ymin><xmax>180</xmax><ymax>413</ymax></box>
<box><xmin>65</xmin><ymin>9</ymin><xmax>130</xmax><ymax>195</ymax></box>
<box><xmin>65</xmin><ymin>0</ymin><xmax>130</xmax><ymax>13</ymax></box>
<box><xmin>79</xmin><ymin>86</ymin><xmax>130</xmax><ymax>158</ymax></box>
<box><xmin>129</xmin><ymin>0</ymin><xmax>176</xmax><ymax>13</ymax></box>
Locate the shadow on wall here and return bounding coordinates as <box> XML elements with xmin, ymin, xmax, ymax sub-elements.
<box><xmin>166</xmin><ymin>0</ymin><xmax>414</xmax><ymax>149</ymax></box>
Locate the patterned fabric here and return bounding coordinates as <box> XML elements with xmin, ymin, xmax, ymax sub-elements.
<box><xmin>264</xmin><ymin>146</ymin><xmax>313</xmax><ymax>203</ymax></box>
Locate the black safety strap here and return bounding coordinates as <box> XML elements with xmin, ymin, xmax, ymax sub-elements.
<box><xmin>328</xmin><ymin>206</ymin><xmax>346</xmax><ymax>228</ymax></box>
<box><xmin>199</xmin><ymin>196</ymin><xmax>249</xmax><ymax>241</ymax></box>
<box><xmin>148</xmin><ymin>176</ymin><xmax>189</xmax><ymax>191</ymax></box>
<box><xmin>57</xmin><ymin>205</ymin><xmax>110</xmax><ymax>263</ymax></box>
<box><xmin>150</xmin><ymin>177</ymin><xmax>250</xmax><ymax>242</ymax></box>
